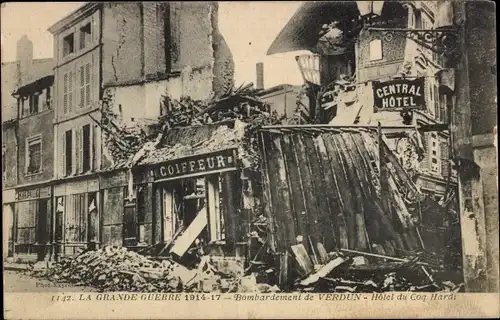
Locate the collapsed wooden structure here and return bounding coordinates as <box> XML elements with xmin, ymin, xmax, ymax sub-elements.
<box><xmin>258</xmin><ymin>125</ymin><xmax>431</xmax><ymax>281</ymax></box>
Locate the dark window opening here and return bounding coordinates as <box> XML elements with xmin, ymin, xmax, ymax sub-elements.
<box><xmin>63</xmin><ymin>33</ymin><xmax>75</xmax><ymax>57</ymax></box>
<box><xmin>29</xmin><ymin>94</ymin><xmax>39</xmax><ymax>114</ymax></box>
<box><xmin>65</xmin><ymin>130</ymin><xmax>73</xmax><ymax>176</ymax></box>
<box><xmin>27</xmin><ymin>139</ymin><xmax>41</xmax><ymax>174</ymax></box>
<box><xmin>79</xmin><ymin>23</ymin><xmax>92</xmax><ymax>50</ymax></box>
<box><xmin>82</xmin><ymin>124</ymin><xmax>91</xmax><ymax>172</ymax></box>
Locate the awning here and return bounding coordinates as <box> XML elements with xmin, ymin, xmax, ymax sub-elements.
<box><xmin>267</xmin><ymin>1</ymin><xmax>360</xmax><ymax>55</ymax></box>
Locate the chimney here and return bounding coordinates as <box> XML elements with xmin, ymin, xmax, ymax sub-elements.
<box><xmin>16</xmin><ymin>35</ymin><xmax>33</xmax><ymax>84</ymax></box>
<box><xmin>256</xmin><ymin>62</ymin><xmax>264</xmax><ymax>90</ymax></box>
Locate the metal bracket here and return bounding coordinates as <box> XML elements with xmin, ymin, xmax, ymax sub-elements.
<box><xmin>367</xmin><ymin>27</ymin><xmax>460</xmax><ymax>58</ymax></box>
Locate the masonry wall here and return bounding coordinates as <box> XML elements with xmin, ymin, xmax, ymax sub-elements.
<box><xmin>101</xmin><ymin>2</ymin><xmax>144</xmax><ymax>86</ymax></box>
<box><xmin>17</xmin><ymin>109</ymin><xmax>54</xmax><ymax>185</ymax></box>
<box><xmin>466</xmin><ymin>0</ymin><xmax>498</xmax><ymax>292</ymax></box>
<box><xmin>2</xmin><ymin>125</ymin><xmax>18</xmax><ymax>188</ymax></box>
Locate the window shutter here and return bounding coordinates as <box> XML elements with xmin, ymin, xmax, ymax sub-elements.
<box><xmin>68</xmin><ymin>71</ymin><xmax>74</xmax><ymax>113</ymax></box>
<box><xmin>79</xmin><ymin>65</ymin><xmax>85</xmax><ymax>108</ymax></box>
<box><xmin>420</xmin><ymin>132</ymin><xmax>430</xmax><ymax>172</ymax></box>
<box><xmin>63</xmin><ymin>73</ymin><xmax>68</xmax><ymax>114</ymax></box>
<box><xmin>440</xmin><ymin>139</ymin><xmax>450</xmax><ymax>177</ymax></box>
<box><xmin>89</xmin><ymin>124</ymin><xmax>94</xmax><ymax>171</ymax></box>
<box><xmin>61</xmin><ymin>132</ymin><xmax>66</xmax><ymax>177</ymax></box>
<box><xmin>75</xmin><ymin>127</ymin><xmax>83</xmax><ymax>174</ymax></box>
<box><xmin>85</xmin><ymin>63</ymin><xmax>91</xmax><ymax>107</ymax></box>
<box><xmin>71</xmin><ymin>129</ymin><xmax>76</xmax><ymax>175</ymax></box>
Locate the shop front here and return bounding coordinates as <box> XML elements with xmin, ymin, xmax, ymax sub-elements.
<box><xmin>14</xmin><ymin>185</ymin><xmax>52</xmax><ymax>262</ymax></box>
<box><xmin>136</xmin><ymin>148</ymin><xmax>243</xmax><ymax>258</ymax></box>
<box><xmin>53</xmin><ymin>177</ymin><xmax>100</xmax><ymax>258</ymax></box>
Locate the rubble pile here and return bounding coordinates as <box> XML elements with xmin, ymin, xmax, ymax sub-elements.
<box><xmin>31</xmin><ymin>246</ymin><xmax>280</xmax><ymax>293</ymax></box>
<box><xmin>32</xmin><ymin>247</ymin><xmax>197</xmax><ymax>292</ymax></box>
<box><xmin>293</xmin><ymin>250</ymin><xmax>464</xmax><ymax>293</ymax></box>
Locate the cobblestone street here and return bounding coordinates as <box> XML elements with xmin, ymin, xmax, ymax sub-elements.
<box><xmin>4</xmin><ymin>270</ymin><xmax>97</xmax><ymax>293</ymax></box>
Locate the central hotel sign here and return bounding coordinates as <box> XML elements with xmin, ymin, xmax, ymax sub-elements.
<box><xmin>373</xmin><ymin>78</ymin><xmax>426</xmax><ymax>110</ymax></box>
<box><xmin>152</xmin><ymin>149</ymin><xmax>237</xmax><ymax>181</ymax></box>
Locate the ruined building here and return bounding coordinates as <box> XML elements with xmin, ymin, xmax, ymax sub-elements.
<box><xmin>3</xmin><ymin>1</ymin><xmax>234</xmax><ymax>262</ymax></box>
<box><xmin>267</xmin><ymin>0</ymin><xmax>457</xmax><ymax>202</ymax></box>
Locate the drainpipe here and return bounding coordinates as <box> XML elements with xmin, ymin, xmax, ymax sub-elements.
<box><xmin>451</xmin><ymin>0</ymin><xmax>488</xmax><ymax>292</ymax></box>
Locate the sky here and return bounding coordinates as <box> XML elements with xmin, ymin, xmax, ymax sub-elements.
<box><xmin>1</xmin><ymin>2</ymin><xmax>309</xmax><ymax>88</ymax></box>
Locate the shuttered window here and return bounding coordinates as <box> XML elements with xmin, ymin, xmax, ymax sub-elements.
<box><xmin>16</xmin><ymin>200</ymin><xmax>37</xmax><ymax>254</ymax></box>
<box><xmin>63</xmin><ymin>71</ymin><xmax>74</xmax><ymax>114</ymax></box>
<box><xmin>420</xmin><ymin>132</ymin><xmax>430</xmax><ymax>172</ymax></box>
<box><xmin>85</xmin><ymin>63</ymin><xmax>91</xmax><ymax>106</ymax></box>
<box><xmin>440</xmin><ymin>138</ymin><xmax>450</xmax><ymax>177</ymax></box>
<box><xmin>79</xmin><ymin>65</ymin><xmax>85</xmax><ymax>108</ymax></box>
<box><xmin>64</xmin><ymin>130</ymin><xmax>73</xmax><ymax>176</ymax></box>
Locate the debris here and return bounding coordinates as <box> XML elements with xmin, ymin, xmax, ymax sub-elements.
<box><xmin>300</xmin><ymin>257</ymin><xmax>349</xmax><ymax>286</ymax></box>
<box><xmin>290</xmin><ymin>244</ymin><xmax>314</xmax><ymax>276</ymax></box>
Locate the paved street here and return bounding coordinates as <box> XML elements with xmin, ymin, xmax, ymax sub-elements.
<box><xmin>3</xmin><ymin>270</ymin><xmax>97</xmax><ymax>293</ymax></box>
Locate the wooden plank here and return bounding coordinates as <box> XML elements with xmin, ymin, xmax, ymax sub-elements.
<box><xmin>316</xmin><ymin>242</ymin><xmax>329</xmax><ymax>264</ymax></box>
<box><xmin>291</xmin><ymin>134</ymin><xmax>322</xmax><ymax>247</ymax></box>
<box><xmin>303</xmin><ymin>135</ymin><xmax>336</xmax><ymax>251</ymax></box>
<box><xmin>315</xmin><ymin>135</ymin><xmax>349</xmax><ymax>250</ymax></box>
<box><xmin>290</xmin><ymin>244</ymin><xmax>314</xmax><ymax>276</ymax></box>
<box><xmin>300</xmin><ymin>257</ymin><xmax>347</xmax><ymax>286</ymax></box>
<box><xmin>331</xmin><ymin>134</ymin><xmax>368</xmax><ymax>251</ymax></box>
<box><xmin>170</xmin><ymin>207</ymin><xmax>208</xmax><ymax>257</ymax></box>
<box><xmin>258</xmin><ymin>132</ymin><xmax>277</xmax><ymax>252</ymax></box>
<box><xmin>279</xmin><ymin>251</ymin><xmax>290</xmax><ymax>289</ymax></box>
<box><xmin>269</xmin><ymin>135</ymin><xmax>296</xmax><ymax>249</ymax></box>
<box><xmin>279</xmin><ymin>135</ymin><xmax>308</xmax><ymax>247</ymax></box>
<box><xmin>322</xmin><ymin>134</ymin><xmax>356</xmax><ymax>249</ymax></box>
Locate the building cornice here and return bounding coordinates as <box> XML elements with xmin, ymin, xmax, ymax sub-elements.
<box><xmin>48</xmin><ymin>2</ymin><xmax>101</xmax><ymax>34</ymax></box>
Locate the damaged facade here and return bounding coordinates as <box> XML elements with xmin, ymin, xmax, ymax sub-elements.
<box><xmin>4</xmin><ymin>1</ymin><xmax>235</xmax><ymax>262</ymax></box>
<box><xmin>2</xmin><ymin>35</ymin><xmax>55</xmax><ymax>262</ymax></box>
<box><xmin>269</xmin><ymin>1</ymin><xmax>457</xmax><ymax>200</ymax></box>
<box><xmin>266</xmin><ymin>0</ymin><xmax>497</xmax><ymax>291</ymax></box>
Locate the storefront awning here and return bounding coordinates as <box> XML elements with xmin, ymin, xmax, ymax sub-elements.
<box><xmin>267</xmin><ymin>1</ymin><xmax>360</xmax><ymax>55</ymax></box>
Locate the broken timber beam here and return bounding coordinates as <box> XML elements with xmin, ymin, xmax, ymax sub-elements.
<box><xmin>300</xmin><ymin>257</ymin><xmax>348</xmax><ymax>286</ymax></box>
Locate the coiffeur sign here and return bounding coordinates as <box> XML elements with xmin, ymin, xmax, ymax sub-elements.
<box><xmin>152</xmin><ymin>149</ymin><xmax>238</xmax><ymax>181</ymax></box>
<box><xmin>373</xmin><ymin>78</ymin><xmax>426</xmax><ymax>110</ymax></box>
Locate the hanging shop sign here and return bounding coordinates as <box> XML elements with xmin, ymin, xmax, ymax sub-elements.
<box><xmin>16</xmin><ymin>186</ymin><xmax>51</xmax><ymax>201</ymax></box>
<box><xmin>373</xmin><ymin>78</ymin><xmax>426</xmax><ymax>110</ymax></box>
<box><xmin>152</xmin><ymin>149</ymin><xmax>238</xmax><ymax>182</ymax></box>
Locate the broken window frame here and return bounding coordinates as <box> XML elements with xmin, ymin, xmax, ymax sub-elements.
<box><xmin>25</xmin><ymin>134</ymin><xmax>42</xmax><ymax>175</ymax></box>
<box><xmin>79</xmin><ymin>22</ymin><xmax>92</xmax><ymax>50</ymax></box>
<box><xmin>63</xmin><ymin>33</ymin><xmax>75</xmax><ymax>57</ymax></box>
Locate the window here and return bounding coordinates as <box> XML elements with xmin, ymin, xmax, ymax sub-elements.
<box><xmin>430</xmin><ymin>133</ymin><xmax>440</xmax><ymax>173</ymax></box>
<box><xmin>26</xmin><ymin>136</ymin><xmax>42</xmax><ymax>175</ymax></box>
<box><xmin>29</xmin><ymin>93</ymin><xmax>39</xmax><ymax>115</ymax></box>
<box><xmin>82</xmin><ymin>124</ymin><xmax>91</xmax><ymax>172</ymax></box>
<box><xmin>79</xmin><ymin>63</ymin><xmax>91</xmax><ymax>108</ymax></box>
<box><xmin>63</xmin><ymin>33</ymin><xmax>75</xmax><ymax>57</ymax></box>
<box><xmin>63</xmin><ymin>71</ymin><xmax>73</xmax><ymax>114</ymax></box>
<box><xmin>369</xmin><ymin>39</ymin><xmax>383</xmax><ymax>61</ymax></box>
<box><xmin>79</xmin><ymin>23</ymin><xmax>92</xmax><ymax>50</ymax></box>
<box><xmin>64</xmin><ymin>130</ymin><xmax>73</xmax><ymax>176</ymax></box>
